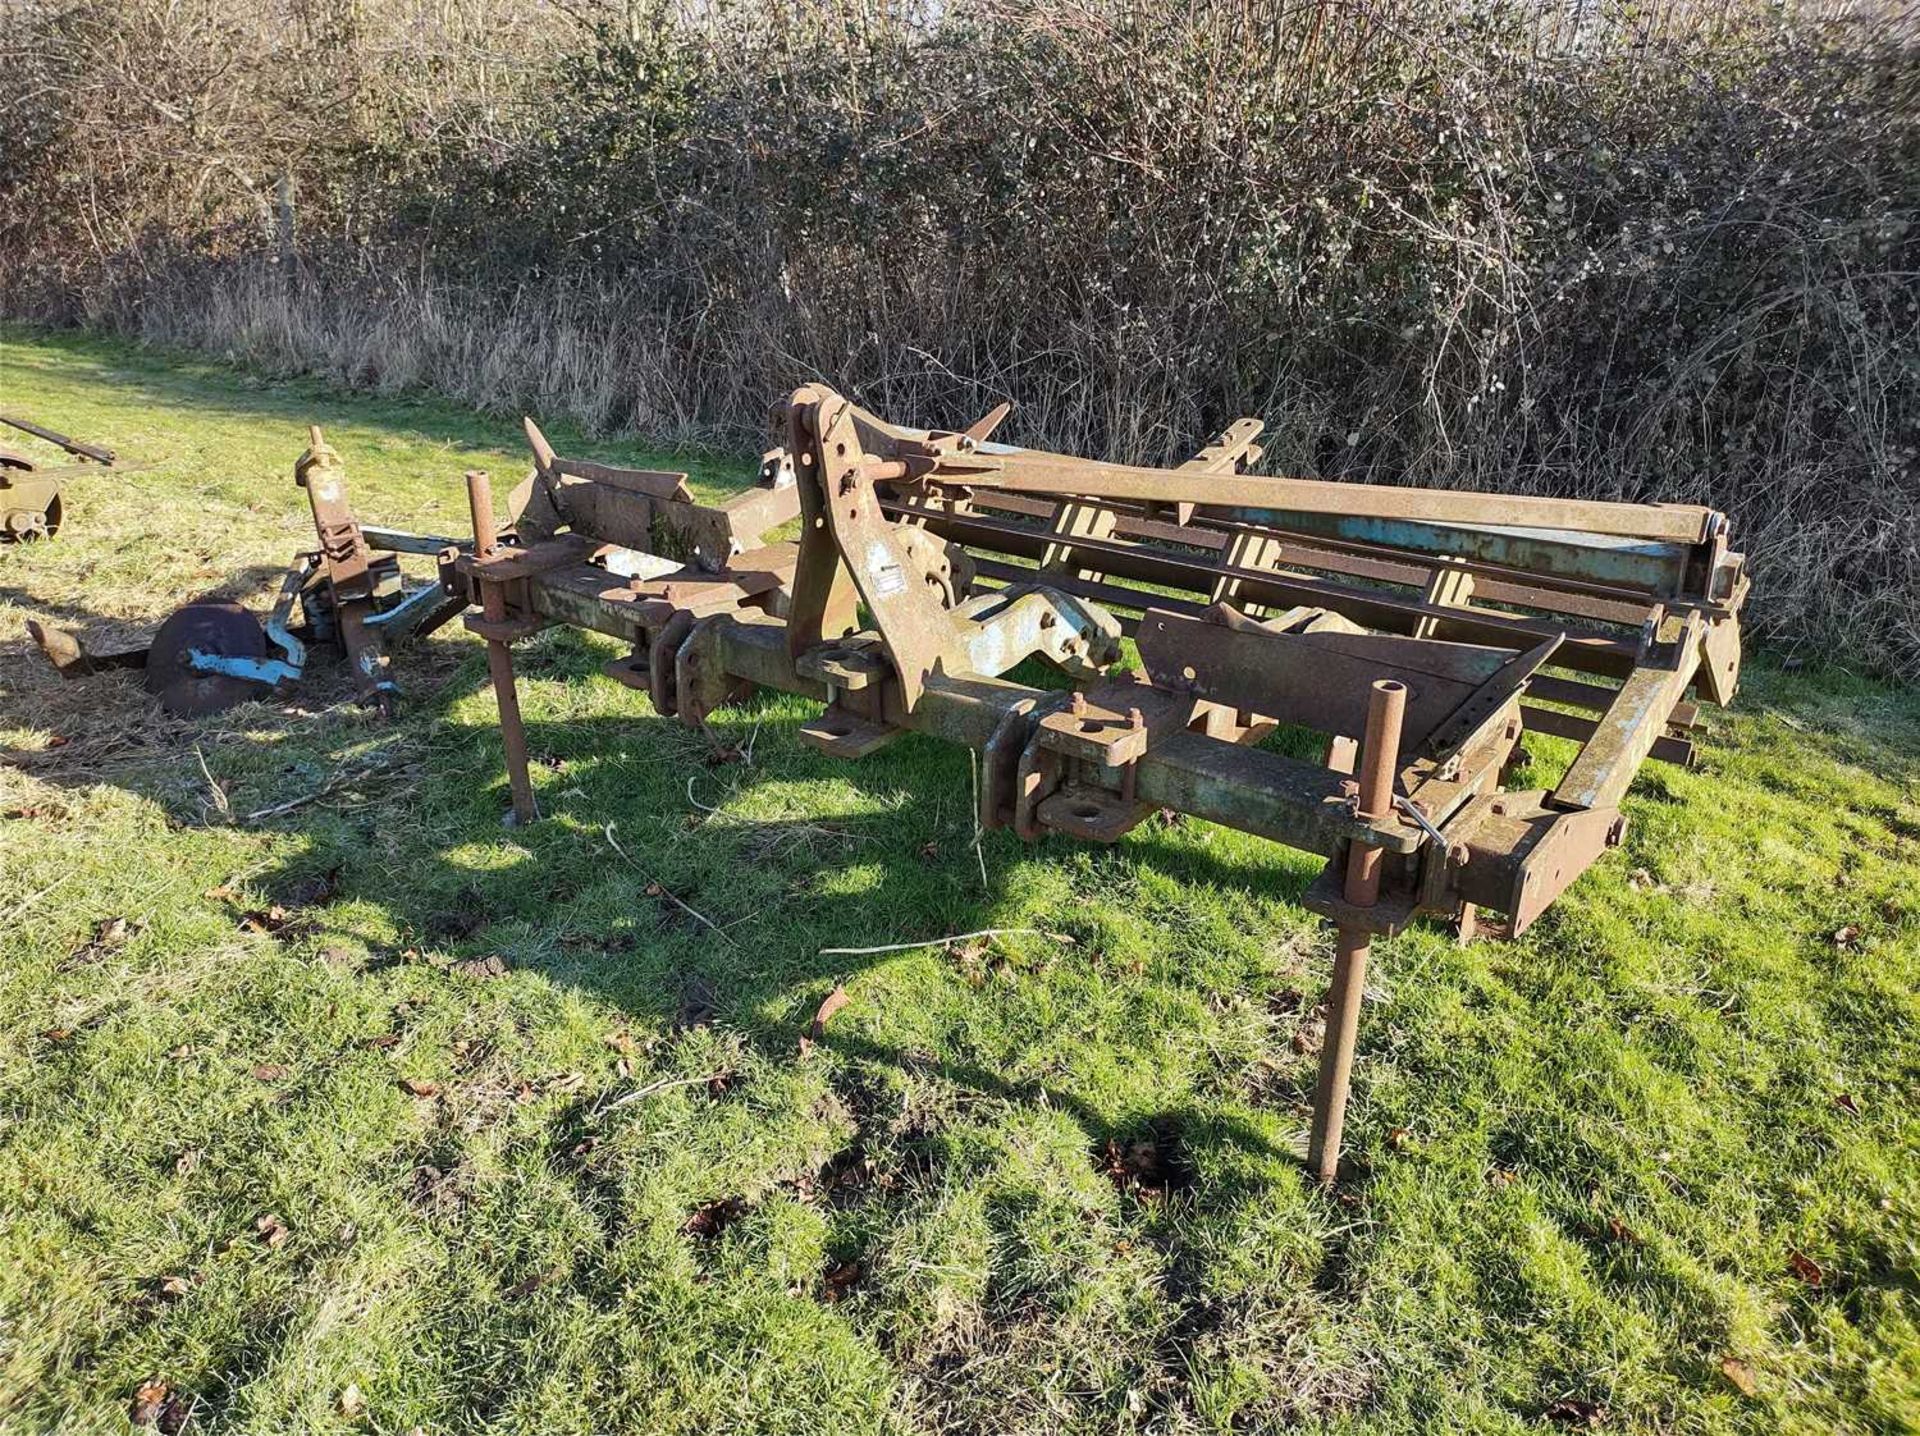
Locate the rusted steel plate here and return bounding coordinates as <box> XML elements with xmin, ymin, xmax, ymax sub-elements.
<box><xmin>551</xmin><ymin>458</ymin><xmax>691</xmax><ymax>501</ymax></box>
<box><xmin>1136</xmin><ymin>606</ymin><xmax>1537</xmax><ymax>751</ymax></box>
<box><xmin>813</xmin><ymin>397</ymin><xmax>955</xmax><ymax>711</ymax></box>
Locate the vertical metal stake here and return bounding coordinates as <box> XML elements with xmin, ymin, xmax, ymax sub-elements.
<box><xmin>1307</xmin><ymin>679</ymin><xmax>1407</xmax><ymax>1185</ymax></box>
<box><xmin>466</xmin><ymin>470</ymin><xmax>538</xmax><ymax>826</ymax></box>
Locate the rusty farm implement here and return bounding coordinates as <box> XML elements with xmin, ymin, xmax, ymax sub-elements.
<box><xmin>22</xmin><ymin>390</ymin><xmax>1744</xmax><ymax>1177</ymax></box>
<box><xmin>0</xmin><ymin>412</ymin><xmax>116</xmax><ymax>540</ymax></box>
<box><xmin>434</xmin><ymin>386</ymin><xmax>1746</xmax><ymax>1182</ymax></box>
<box><xmin>29</xmin><ymin>428</ymin><xmax>468</xmax><ymax>715</ymax></box>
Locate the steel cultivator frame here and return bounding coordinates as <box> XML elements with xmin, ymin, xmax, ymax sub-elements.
<box><xmin>432</xmin><ymin>386</ymin><xmax>1748</xmax><ymax>1183</ymax></box>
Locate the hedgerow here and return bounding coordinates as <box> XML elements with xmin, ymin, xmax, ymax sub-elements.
<box><xmin>3</xmin><ymin>1</ymin><xmax>1915</xmax><ymax>673</ymax></box>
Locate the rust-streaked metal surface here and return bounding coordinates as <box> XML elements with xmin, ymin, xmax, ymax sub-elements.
<box><xmin>437</xmin><ymin>383</ymin><xmax>1746</xmax><ymax>1183</ymax></box>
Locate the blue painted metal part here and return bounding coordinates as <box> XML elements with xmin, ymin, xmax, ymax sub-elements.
<box><xmin>185</xmin><ymin>649</ymin><xmax>304</xmax><ymax>686</ymax></box>
<box><xmin>1215</xmin><ymin>508</ymin><xmax>1692</xmax><ymax>596</ymax></box>
<box><xmin>263</xmin><ymin>602</ymin><xmax>309</xmax><ymax>676</ymax></box>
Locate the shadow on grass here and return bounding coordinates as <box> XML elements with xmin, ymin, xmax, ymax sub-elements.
<box><xmin>6</xmin><ymin>607</ymin><xmax>1312</xmax><ymax>1195</ymax></box>
<box><xmin>9</xmin><ymin>584</ymin><xmax>1917</xmax><ymax>1223</ymax></box>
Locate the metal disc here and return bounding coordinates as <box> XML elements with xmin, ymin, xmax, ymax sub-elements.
<box><xmin>144</xmin><ymin>600</ymin><xmax>269</xmax><ymax>717</ymax></box>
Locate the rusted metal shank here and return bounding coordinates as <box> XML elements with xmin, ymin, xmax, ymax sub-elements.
<box><xmin>467</xmin><ymin>470</ymin><xmax>539</xmax><ymax>826</ymax></box>
<box><xmin>1308</xmin><ymin>678</ymin><xmax>1406</xmax><ymax>1185</ymax></box>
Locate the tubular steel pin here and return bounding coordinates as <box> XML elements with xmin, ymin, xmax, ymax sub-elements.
<box><xmin>1307</xmin><ymin>678</ymin><xmax>1407</xmax><ymax>1187</ymax></box>
<box><xmin>1393</xmin><ymin>793</ymin><xmax>1448</xmax><ymax>849</ymax></box>
<box><xmin>466</xmin><ymin>470</ymin><xmax>538</xmax><ymax>826</ymax></box>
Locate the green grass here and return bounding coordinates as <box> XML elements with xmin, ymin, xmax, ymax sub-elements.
<box><xmin>2</xmin><ymin>324</ymin><xmax>1916</xmax><ymax>1435</ymax></box>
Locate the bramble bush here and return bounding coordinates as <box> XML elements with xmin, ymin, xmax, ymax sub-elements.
<box><xmin>3</xmin><ymin>0</ymin><xmax>1915</xmax><ymax>673</ymax></box>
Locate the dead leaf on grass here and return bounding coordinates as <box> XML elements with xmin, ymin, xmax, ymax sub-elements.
<box><xmin>254</xmin><ymin>1213</ymin><xmax>289</xmax><ymax>1248</ymax></box>
<box><xmin>40</xmin><ymin>1026</ymin><xmax>74</xmax><ymax>1044</ymax></box>
<box><xmin>821</xmin><ymin>1259</ymin><xmax>862</xmax><ymax>1302</ymax></box>
<box><xmin>950</xmin><ymin>939</ymin><xmax>990</xmax><ymax>988</ymax></box>
<box><xmin>1831</xmin><ymin>924</ymin><xmax>1861</xmax><ymax>949</ymax></box>
<box><xmin>173</xmin><ymin>1148</ymin><xmax>201</xmax><ymax>1177</ymax></box>
<box><xmin>361</xmin><ymin>1033</ymin><xmax>401</xmax><ymax>1051</ymax></box>
<box><xmin>1787</xmin><ymin>1250</ymin><xmax>1825</xmax><ymax>1287</ymax></box>
<box><xmin>1097</xmin><ymin>1126</ymin><xmax>1190</xmax><ymax>1200</ymax></box>
<box><xmin>1386</xmin><ymin>1126</ymin><xmax>1412</xmax><ymax>1152</ymax></box>
<box><xmin>1291</xmin><ymin>1009</ymin><xmax>1327</xmax><ymax>1055</ymax></box>
<box><xmin>1605</xmin><ymin>1216</ymin><xmax>1644</xmax><ymax>1246</ymax></box>
<box><xmin>1543</xmin><ymin>1396</ymin><xmax>1610</xmax><ymax>1428</ymax></box>
<box><xmin>502</xmin><ymin>1271</ymin><xmax>551</xmax><ymax>1300</ymax></box>
<box><xmin>681</xmin><ymin>1196</ymin><xmax>746</xmax><ymax>1241</ymax></box>
<box><xmin>1833</xmin><ymin>1092</ymin><xmax>1862</xmax><ymax>1117</ymax></box>
<box><xmin>807</xmin><ymin>983</ymin><xmax>850</xmax><ymax>1043</ymax></box>
<box><xmin>250</xmin><ymin>1064</ymin><xmax>287</xmax><ymax>1082</ymax></box>
<box><xmin>338</xmin><ymin>1383</ymin><xmax>365</xmax><ymax>1418</ymax></box>
<box><xmin>399</xmin><ymin>1078</ymin><xmax>440</xmax><ymax>1098</ymax></box>
<box><xmin>1719</xmin><ymin>1356</ymin><xmax>1758</xmax><ymax>1397</ymax></box>
<box><xmin>238</xmin><ymin>905</ymin><xmax>292</xmax><ymax>935</ymax></box>
<box><xmin>129</xmin><ymin>1379</ymin><xmax>187</xmax><ymax>1431</ymax></box>
<box><xmin>155</xmin><ymin>1274</ymin><xmax>192</xmax><ymax>1300</ymax></box>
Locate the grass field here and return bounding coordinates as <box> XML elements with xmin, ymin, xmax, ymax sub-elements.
<box><xmin>2</xmin><ymin>326</ymin><xmax>1916</xmax><ymax>1435</ymax></box>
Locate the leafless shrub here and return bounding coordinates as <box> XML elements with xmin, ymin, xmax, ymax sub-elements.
<box><xmin>4</xmin><ymin>0</ymin><xmax>1916</xmax><ymax>674</ymax></box>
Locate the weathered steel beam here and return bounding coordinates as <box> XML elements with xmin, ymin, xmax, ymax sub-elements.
<box><xmin>944</xmin><ymin>492</ymin><xmax>1676</xmax><ymax>619</ymax></box>
<box><xmin>624</xmin><ymin>610</ymin><xmax>1430</xmax><ymax>859</ymax></box>
<box><xmin>933</xmin><ymin>452</ymin><xmax>1717</xmax><ymax>543</ymax></box>
<box><xmin>966</xmin><ymin>552</ymin><xmax>1642</xmax><ymax>679</ymax></box>
<box><xmin>1520</xmin><ymin>701</ymin><xmax>1694</xmax><ymax>769</ymax></box>
<box><xmin>1551</xmin><ymin>633</ymin><xmax>1704</xmax><ymax>813</ymax></box>
<box><xmin>1212</xmin><ymin>508</ymin><xmax>1703</xmax><ymax>599</ymax></box>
